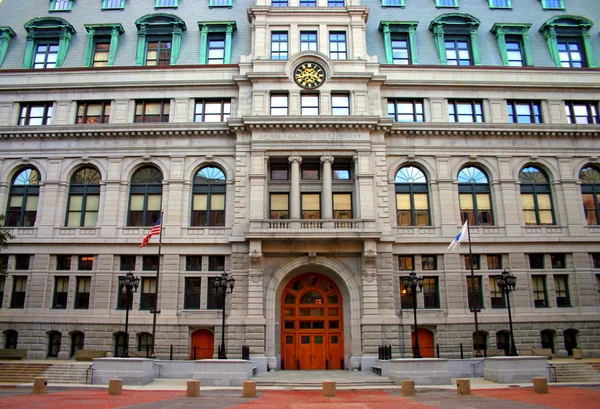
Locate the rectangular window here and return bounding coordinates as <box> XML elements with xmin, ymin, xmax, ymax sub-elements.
<box><xmin>120</xmin><ymin>255</ymin><xmax>136</xmax><ymax>271</ymax></box>
<box><xmin>383</xmin><ymin>0</ymin><xmax>404</xmax><ymax>5</ymax></box>
<box><xmin>300</xmin><ymin>31</ymin><xmax>318</xmax><ymax>52</ymax></box>
<box><xmin>487</xmin><ymin>255</ymin><xmax>502</xmax><ymax>270</ymax></box>
<box><xmin>209</xmin><ymin>256</ymin><xmax>225</xmax><ymax>271</ymax></box>
<box><xmin>445</xmin><ymin>38</ymin><xmax>471</xmax><ymax>65</ymax></box>
<box><xmin>271</xmin><ymin>32</ymin><xmax>288</xmax><ymax>60</ymax></box>
<box><xmin>565</xmin><ymin>101</ymin><xmax>599</xmax><ymax>125</ymax></box>
<box><xmin>74</xmin><ymin>277</ymin><xmax>91</xmax><ymax>309</ymax></box>
<box><xmin>156</xmin><ymin>0</ymin><xmax>178</xmax><ymax>7</ymax></box>
<box><xmin>557</xmin><ymin>39</ymin><xmax>584</xmax><ymax>68</ymax></box>
<box><xmin>422</xmin><ymin>255</ymin><xmax>437</xmax><ymax>270</ymax></box>
<box><xmin>328</xmin><ymin>0</ymin><xmax>344</xmax><ymax>6</ymax></box>
<box><xmin>333</xmin><ymin>193</ymin><xmax>352</xmax><ymax>219</ymax></box>
<box><xmin>388</xmin><ymin>99</ymin><xmax>424</xmax><ymax>122</ymax></box>
<box><xmin>194</xmin><ymin>100</ymin><xmax>231</xmax><ymax>122</ymax></box>
<box><xmin>15</xmin><ymin>255</ymin><xmax>30</xmax><ymax>271</ymax></box>
<box><xmin>146</xmin><ymin>39</ymin><xmax>171</xmax><ymax>66</ymax></box>
<box><xmin>593</xmin><ymin>253</ymin><xmax>600</xmax><ymax>268</ymax></box>
<box><xmin>117</xmin><ymin>283</ymin><xmax>128</xmax><ymax>310</ymax></box>
<box><xmin>91</xmin><ymin>40</ymin><xmax>111</xmax><ymax>67</ymax></box>
<box><xmin>186</xmin><ymin>256</ymin><xmax>202</xmax><ymax>271</ymax></box>
<box><xmin>465</xmin><ymin>255</ymin><xmax>480</xmax><ymax>270</ymax></box>
<box><xmin>19</xmin><ymin>102</ymin><xmax>53</xmax><ymax>125</ymax></box>
<box><xmin>210</xmin><ymin>0</ymin><xmax>232</xmax><ymax>6</ymax></box>
<box><xmin>271</xmin><ymin>162</ymin><xmax>289</xmax><ymax>180</ymax></box>
<box><xmin>400</xmin><ymin>279</ymin><xmax>414</xmax><ymax>309</ymax></box>
<box><xmin>184</xmin><ymin>278</ymin><xmax>201</xmax><ymax>309</ymax></box>
<box><xmin>135</xmin><ymin>100</ymin><xmax>170</xmax><ymax>123</ymax></box>
<box><xmin>551</xmin><ymin>254</ymin><xmax>566</xmax><ymax>269</ymax></box>
<box><xmin>332</xmin><ymin>162</ymin><xmax>351</xmax><ymax>180</ymax></box>
<box><xmin>300</xmin><ymin>0</ymin><xmax>316</xmax><ymax>5</ymax></box>
<box><xmin>489</xmin><ymin>277</ymin><xmax>506</xmax><ymax>308</ymax></box>
<box><xmin>532</xmin><ymin>275</ymin><xmax>548</xmax><ymax>307</ymax></box>
<box><xmin>78</xmin><ymin>256</ymin><xmax>94</xmax><ymax>271</ymax></box>
<box><xmin>529</xmin><ymin>254</ymin><xmax>544</xmax><ymax>269</ymax></box>
<box><xmin>143</xmin><ymin>255</ymin><xmax>159</xmax><ymax>271</ymax></box>
<box><xmin>272</xmin><ymin>0</ymin><xmax>288</xmax><ymax>6</ymax></box>
<box><xmin>76</xmin><ymin>101</ymin><xmax>110</xmax><ymax>124</ymax></box>
<box><xmin>270</xmin><ymin>94</ymin><xmax>288</xmax><ymax>115</ymax></box>
<box><xmin>207</xmin><ymin>33</ymin><xmax>226</xmax><ymax>64</ymax></box>
<box><xmin>391</xmin><ymin>34</ymin><xmax>410</xmax><ymax>65</ymax></box>
<box><xmin>596</xmin><ymin>274</ymin><xmax>600</xmax><ymax>303</ymax></box>
<box><xmin>329</xmin><ymin>32</ymin><xmax>347</xmax><ymax>60</ymax></box>
<box><xmin>490</xmin><ymin>0</ymin><xmax>511</xmax><ymax>7</ymax></box>
<box><xmin>207</xmin><ymin>277</ymin><xmax>224</xmax><ymax>309</ymax></box>
<box><xmin>56</xmin><ymin>255</ymin><xmax>72</xmax><ymax>271</ymax></box>
<box><xmin>466</xmin><ymin>276</ymin><xmax>483</xmax><ymax>310</ymax></box>
<box><xmin>102</xmin><ymin>0</ymin><xmax>125</xmax><ymax>9</ymax></box>
<box><xmin>34</xmin><ymin>43</ymin><xmax>59</xmax><ymax>69</ymax></box>
<box><xmin>0</xmin><ymin>276</ymin><xmax>4</xmax><ymax>308</ymax></box>
<box><xmin>541</xmin><ymin>0</ymin><xmax>564</xmax><ymax>10</ymax></box>
<box><xmin>10</xmin><ymin>277</ymin><xmax>27</xmax><ymax>308</ymax></box>
<box><xmin>301</xmin><ymin>193</ymin><xmax>321</xmax><ymax>219</ymax></box>
<box><xmin>505</xmin><ymin>37</ymin><xmax>524</xmax><ymax>66</ymax></box>
<box><xmin>50</xmin><ymin>0</ymin><xmax>73</xmax><ymax>10</ymax></box>
<box><xmin>436</xmin><ymin>0</ymin><xmax>458</xmax><ymax>6</ymax></box>
<box><xmin>507</xmin><ymin>101</ymin><xmax>542</xmax><ymax>124</ymax></box>
<box><xmin>0</xmin><ymin>255</ymin><xmax>7</xmax><ymax>274</ymax></box>
<box><xmin>301</xmin><ymin>94</ymin><xmax>319</xmax><ymax>115</ymax></box>
<box><xmin>140</xmin><ymin>278</ymin><xmax>157</xmax><ymax>310</ymax></box>
<box><xmin>270</xmin><ymin>193</ymin><xmax>289</xmax><ymax>219</ymax></box>
<box><xmin>301</xmin><ymin>162</ymin><xmax>320</xmax><ymax>180</ymax></box>
<box><xmin>398</xmin><ymin>256</ymin><xmax>414</xmax><ymax>271</ymax></box>
<box><xmin>52</xmin><ymin>277</ymin><xmax>69</xmax><ymax>309</ymax></box>
<box><xmin>554</xmin><ymin>275</ymin><xmax>570</xmax><ymax>307</ymax></box>
<box><xmin>448</xmin><ymin>100</ymin><xmax>483</xmax><ymax>123</ymax></box>
<box><xmin>331</xmin><ymin>94</ymin><xmax>350</xmax><ymax>115</ymax></box>
<box><xmin>423</xmin><ymin>277</ymin><xmax>439</xmax><ymax>308</ymax></box>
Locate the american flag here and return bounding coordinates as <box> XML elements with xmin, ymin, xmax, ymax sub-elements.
<box><xmin>140</xmin><ymin>218</ymin><xmax>162</xmax><ymax>248</ymax></box>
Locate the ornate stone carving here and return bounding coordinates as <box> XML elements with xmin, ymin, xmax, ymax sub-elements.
<box><xmin>364</xmin><ymin>249</ymin><xmax>377</xmax><ymax>268</ymax></box>
<box><xmin>250</xmin><ymin>250</ymin><xmax>262</xmax><ymax>269</ymax></box>
<box><xmin>362</xmin><ymin>270</ymin><xmax>376</xmax><ymax>283</ymax></box>
<box><xmin>249</xmin><ymin>271</ymin><xmax>263</xmax><ymax>283</ymax></box>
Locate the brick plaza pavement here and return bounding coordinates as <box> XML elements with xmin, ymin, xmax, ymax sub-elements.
<box><xmin>0</xmin><ymin>386</ymin><xmax>599</xmax><ymax>409</ymax></box>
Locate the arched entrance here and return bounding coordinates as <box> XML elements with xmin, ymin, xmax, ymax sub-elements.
<box><xmin>191</xmin><ymin>329</ymin><xmax>215</xmax><ymax>359</ymax></box>
<box><xmin>281</xmin><ymin>273</ymin><xmax>343</xmax><ymax>370</ymax></box>
<box><xmin>412</xmin><ymin>328</ymin><xmax>434</xmax><ymax>358</ymax></box>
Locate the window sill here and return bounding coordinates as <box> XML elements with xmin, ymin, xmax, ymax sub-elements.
<box><xmin>209</xmin><ymin>5</ymin><xmax>233</xmax><ymax>8</ymax></box>
<box><xmin>154</xmin><ymin>6</ymin><xmax>178</xmax><ymax>9</ymax></box>
<box><xmin>101</xmin><ymin>7</ymin><xmax>124</xmax><ymax>11</ymax></box>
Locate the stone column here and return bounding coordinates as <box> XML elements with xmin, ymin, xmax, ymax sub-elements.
<box><xmin>321</xmin><ymin>156</ymin><xmax>334</xmax><ymax>219</ymax></box>
<box><xmin>289</xmin><ymin>156</ymin><xmax>302</xmax><ymax>219</ymax></box>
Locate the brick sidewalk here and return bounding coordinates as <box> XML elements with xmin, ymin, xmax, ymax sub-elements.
<box><xmin>0</xmin><ymin>386</ymin><xmax>599</xmax><ymax>409</ymax></box>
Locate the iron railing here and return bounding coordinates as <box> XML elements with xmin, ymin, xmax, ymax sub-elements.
<box><xmin>130</xmin><ymin>345</ymin><xmax>251</xmax><ymax>361</ymax></box>
<box><xmin>377</xmin><ymin>343</ymin><xmax>498</xmax><ymax>360</ymax></box>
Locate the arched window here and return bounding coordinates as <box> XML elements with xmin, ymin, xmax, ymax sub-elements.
<box><xmin>395</xmin><ymin>166</ymin><xmax>430</xmax><ymax>226</ymax></box>
<box><xmin>541</xmin><ymin>329</ymin><xmax>555</xmax><ymax>353</ymax></box>
<box><xmin>519</xmin><ymin>166</ymin><xmax>554</xmax><ymax>225</ymax></box>
<box><xmin>135</xmin><ymin>14</ymin><xmax>187</xmax><ymax>66</ymax></box>
<box><xmin>137</xmin><ymin>332</ymin><xmax>153</xmax><ymax>357</ymax></box>
<box><xmin>580</xmin><ymin>166</ymin><xmax>600</xmax><ymax>225</ymax></box>
<box><xmin>114</xmin><ymin>332</ymin><xmax>126</xmax><ymax>357</ymax></box>
<box><xmin>6</xmin><ymin>168</ymin><xmax>40</xmax><ymax>227</ymax></box>
<box><xmin>128</xmin><ymin>166</ymin><xmax>163</xmax><ymax>226</ymax></box>
<box><xmin>48</xmin><ymin>331</ymin><xmax>62</xmax><ymax>357</ymax></box>
<box><xmin>473</xmin><ymin>330</ymin><xmax>487</xmax><ymax>353</ymax></box>
<box><xmin>458</xmin><ymin>166</ymin><xmax>493</xmax><ymax>226</ymax></box>
<box><xmin>563</xmin><ymin>328</ymin><xmax>578</xmax><ymax>356</ymax></box>
<box><xmin>496</xmin><ymin>330</ymin><xmax>510</xmax><ymax>356</ymax></box>
<box><xmin>70</xmin><ymin>331</ymin><xmax>84</xmax><ymax>358</ymax></box>
<box><xmin>4</xmin><ymin>330</ymin><xmax>18</xmax><ymax>349</ymax></box>
<box><xmin>66</xmin><ymin>167</ymin><xmax>101</xmax><ymax>227</ymax></box>
<box><xmin>191</xmin><ymin>166</ymin><xmax>226</xmax><ymax>227</ymax></box>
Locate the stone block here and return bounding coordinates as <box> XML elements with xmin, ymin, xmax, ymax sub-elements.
<box><xmin>533</xmin><ymin>377</ymin><xmax>548</xmax><ymax>394</ymax></box>
<box><xmin>322</xmin><ymin>380</ymin><xmax>336</xmax><ymax>397</ymax></box>
<box><xmin>108</xmin><ymin>379</ymin><xmax>122</xmax><ymax>395</ymax></box>
<box><xmin>243</xmin><ymin>380</ymin><xmax>256</xmax><ymax>398</ymax></box>
<box><xmin>401</xmin><ymin>380</ymin><xmax>415</xmax><ymax>396</ymax></box>
<box><xmin>32</xmin><ymin>377</ymin><xmax>47</xmax><ymax>395</ymax></box>
<box><xmin>186</xmin><ymin>380</ymin><xmax>200</xmax><ymax>397</ymax></box>
<box><xmin>456</xmin><ymin>378</ymin><xmax>471</xmax><ymax>395</ymax></box>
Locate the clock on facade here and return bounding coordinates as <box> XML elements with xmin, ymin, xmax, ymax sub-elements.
<box><xmin>294</xmin><ymin>62</ymin><xmax>325</xmax><ymax>89</ymax></box>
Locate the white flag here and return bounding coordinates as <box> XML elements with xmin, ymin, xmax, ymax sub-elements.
<box><xmin>447</xmin><ymin>221</ymin><xmax>469</xmax><ymax>252</ymax></box>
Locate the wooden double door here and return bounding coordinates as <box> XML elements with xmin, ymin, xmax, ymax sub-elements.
<box><xmin>281</xmin><ymin>274</ymin><xmax>344</xmax><ymax>370</ymax></box>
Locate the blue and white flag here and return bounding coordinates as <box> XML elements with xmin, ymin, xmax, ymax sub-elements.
<box><xmin>447</xmin><ymin>221</ymin><xmax>469</xmax><ymax>252</ymax></box>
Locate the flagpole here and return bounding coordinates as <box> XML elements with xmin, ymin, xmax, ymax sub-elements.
<box><xmin>150</xmin><ymin>209</ymin><xmax>164</xmax><ymax>357</ymax></box>
<box><xmin>467</xmin><ymin>219</ymin><xmax>481</xmax><ymax>357</ymax></box>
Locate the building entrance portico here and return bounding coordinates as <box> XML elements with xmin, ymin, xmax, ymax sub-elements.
<box><xmin>280</xmin><ymin>273</ymin><xmax>344</xmax><ymax>370</ymax></box>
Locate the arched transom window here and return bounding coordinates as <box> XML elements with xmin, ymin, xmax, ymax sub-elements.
<box><xmin>6</xmin><ymin>168</ymin><xmax>40</xmax><ymax>227</ymax></box>
<box><xmin>519</xmin><ymin>166</ymin><xmax>554</xmax><ymax>225</ymax></box>
<box><xmin>67</xmin><ymin>167</ymin><xmax>101</xmax><ymax>227</ymax></box>
<box><xmin>192</xmin><ymin>166</ymin><xmax>226</xmax><ymax>226</ymax></box>
<box><xmin>580</xmin><ymin>166</ymin><xmax>600</xmax><ymax>225</ymax></box>
<box><xmin>128</xmin><ymin>166</ymin><xmax>163</xmax><ymax>226</ymax></box>
<box><xmin>395</xmin><ymin>166</ymin><xmax>430</xmax><ymax>226</ymax></box>
<box><xmin>458</xmin><ymin>166</ymin><xmax>493</xmax><ymax>226</ymax></box>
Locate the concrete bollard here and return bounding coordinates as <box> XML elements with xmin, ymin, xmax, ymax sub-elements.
<box><xmin>186</xmin><ymin>380</ymin><xmax>200</xmax><ymax>397</ymax></box>
<box><xmin>108</xmin><ymin>379</ymin><xmax>123</xmax><ymax>396</ymax></box>
<box><xmin>533</xmin><ymin>377</ymin><xmax>548</xmax><ymax>394</ymax></box>
<box><xmin>401</xmin><ymin>380</ymin><xmax>415</xmax><ymax>396</ymax></box>
<box><xmin>32</xmin><ymin>377</ymin><xmax>47</xmax><ymax>395</ymax></box>
<box><xmin>456</xmin><ymin>378</ymin><xmax>471</xmax><ymax>395</ymax></box>
<box><xmin>322</xmin><ymin>380</ymin><xmax>336</xmax><ymax>397</ymax></box>
<box><xmin>243</xmin><ymin>380</ymin><xmax>257</xmax><ymax>398</ymax></box>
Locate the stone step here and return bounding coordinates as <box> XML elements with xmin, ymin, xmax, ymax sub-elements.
<box><xmin>0</xmin><ymin>362</ymin><xmax>92</xmax><ymax>384</ymax></box>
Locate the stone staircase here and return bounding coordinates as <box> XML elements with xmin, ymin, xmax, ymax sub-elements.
<box><xmin>254</xmin><ymin>370</ymin><xmax>396</xmax><ymax>388</ymax></box>
<box><xmin>550</xmin><ymin>362</ymin><xmax>600</xmax><ymax>383</ymax></box>
<box><xmin>0</xmin><ymin>361</ymin><xmax>93</xmax><ymax>384</ymax></box>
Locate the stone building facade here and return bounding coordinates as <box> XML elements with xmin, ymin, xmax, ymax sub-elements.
<box><xmin>0</xmin><ymin>0</ymin><xmax>599</xmax><ymax>370</ymax></box>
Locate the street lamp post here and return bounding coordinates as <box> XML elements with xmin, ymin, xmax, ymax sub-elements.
<box><xmin>401</xmin><ymin>270</ymin><xmax>424</xmax><ymax>358</ymax></box>
<box><xmin>495</xmin><ymin>269</ymin><xmax>518</xmax><ymax>356</ymax></box>
<box><xmin>213</xmin><ymin>272</ymin><xmax>235</xmax><ymax>359</ymax></box>
<box><xmin>118</xmin><ymin>271</ymin><xmax>140</xmax><ymax>358</ymax></box>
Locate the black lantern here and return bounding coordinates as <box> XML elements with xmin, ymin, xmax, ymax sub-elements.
<box><xmin>401</xmin><ymin>271</ymin><xmax>424</xmax><ymax>358</ymax></box>
<box><xmin>118</xmin><ymin>271</ymin><xmax>140</xmax><ymax>358</ymax></box>
<box><xmin>495</xmin><ymin>269</ymin><xmax>518</xmax><ymax>356</ymax></box>
<box><xmin>213</xmin><ymin>272</ymin><xmax>235</xmax><ymax>359</ymax></box>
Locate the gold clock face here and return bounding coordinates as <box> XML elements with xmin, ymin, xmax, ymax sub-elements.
<box><xmin>294</xmin><ymin>62</ymin><xmax>325</xmax><ymax>89</ymax></box>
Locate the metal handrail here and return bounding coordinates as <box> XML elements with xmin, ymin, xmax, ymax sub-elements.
<box><xmin>471</xmin><ymin>359</ymin><xmax>485</xmax><ymax>377</ymax></box>
<box><xmin>152</xmin><ymin>362</ymin><xmax>163</xmax><ymax>379</ymax></box>
<box><xmin>85</xmin><ymin>363</ymin><xmax>95</xmax><ymax>385</ymax></box>
<box><xmin>547</xmin><ymin>363</ymin><xmax>556</xmax><ymax>383</ymax></box>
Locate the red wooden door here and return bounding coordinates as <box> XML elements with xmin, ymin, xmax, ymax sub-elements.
<box><xmin>412</xmin><ymin>328</ymin><xmax>435</xmax><ymax>358</ymax></box>
<box><xmin>191</xmin><ymin>329</ymin><xmax>214</xmax><ymax>359</ymax></box>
